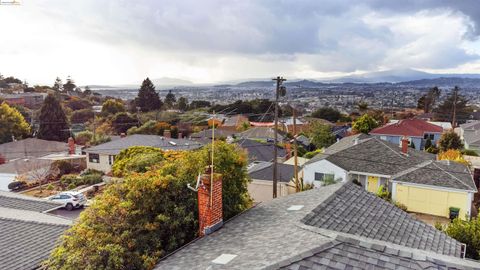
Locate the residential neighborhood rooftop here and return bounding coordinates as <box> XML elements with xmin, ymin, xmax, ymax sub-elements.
<box><xmin>248</xmin><ymin>162</ymin><xmax>296</xmax><ymax>183</ymax></box>
<box><xmin>370</xmin><ymin>118</ymin><xmax>443</xmax><ymax>137</ymax></box>
<box><xmin>236</xmin><ymin>139</ymin><xmax>287</xmax><ymax>163</ymax></box>
<box><xmin>83</xmin><ymin>134</ymin><xmax>204</xmax><ymax>155</ymax></box>
<box><xmin>0</xmin><ymin>138</ymin><xmax>70</xmax><ymax>161</ymax></box>
<box><xmin>155</xmin><ymin>182</ymin><xmax>477</xmax><ymax>269</ymax></box>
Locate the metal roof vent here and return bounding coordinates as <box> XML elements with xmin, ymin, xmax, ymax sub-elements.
<box><xmin>212</xmin><ymin>254</ymin><xmax>237</xmax><ymax>265</ymax></box>
<box><xmin>287</xmin><ymin>205</ymin><xmax>304</xmax><ymax>211</ymax></box>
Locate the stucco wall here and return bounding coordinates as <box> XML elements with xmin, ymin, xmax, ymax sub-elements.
<box><xmin>86</xmin><ymin>153</ymin><xmax>113</xmax><ymax>173</ymax></box>
<box><xmin>248</xmin><ymin>179</ymin><xmax>291</xmax><ymax>202</ymax></box>
<box><xmin>302</xmin><ymin>159</ymin><xmax>347</xmax><ymax>187</ymax></box>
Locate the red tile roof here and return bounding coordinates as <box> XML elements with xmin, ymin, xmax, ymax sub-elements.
<box><xmin>370</xmin><ymin>119</ymin><xmax>443</xmax><ymax>137</ymax></box>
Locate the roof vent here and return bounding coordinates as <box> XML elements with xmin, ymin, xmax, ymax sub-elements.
<box><xmin>212</xmin><ymin>254</ymin><xmax>237</xmax><ymax>265</ymax></box>
<box><xmin>287</xmin><ymin>205</ymin><xmax>304</xmax><ymax>211</ymax></box>
<box><xmin>169</xmin><ymin>141</ymin><xmax>177</xmax><ymax>146</ymax></box>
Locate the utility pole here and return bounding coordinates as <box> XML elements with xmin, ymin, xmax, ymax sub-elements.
<box><xmin>272</xmin><ymin>76</ymin><xmax>286</xmax><ymax>198</ymax></box>
<box><xmin>293</xmin><ymin>107</ymin><xmax>300</xmax><ymax>192</ymax></box>
<box><xmin>452</xmin><ymin>86</ymin><xmax>458</xmax><ymax>128</ymax></box>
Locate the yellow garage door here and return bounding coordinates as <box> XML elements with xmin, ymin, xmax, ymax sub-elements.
<box><xmin>367</xmin><ymin>176</ymin><xmax>379</xmax><ymax>193</ymax></box>
<box><xmin>395</xmin><ymin>184</ymin><xmax>468</xmax><ymax>218</ymax></box>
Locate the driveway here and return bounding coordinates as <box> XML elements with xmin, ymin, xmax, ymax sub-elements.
<box><xmin>49</xmin><ymin>207</ymin><xmax>85</xmax><ymax>220</ymax></box>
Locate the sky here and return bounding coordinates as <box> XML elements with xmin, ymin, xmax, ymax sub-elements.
<box><xmin>1</xmin><ymin>0</ymin><xmax>480</xmax><ymax>85</ymax></box>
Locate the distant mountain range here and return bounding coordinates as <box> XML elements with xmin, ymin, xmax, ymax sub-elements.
<box><xmin>86</xmin><ymin>69</ymin><xmax>480</xmax><ymax>89</ymax></box>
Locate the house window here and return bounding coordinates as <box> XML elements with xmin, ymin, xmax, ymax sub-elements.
<box><xmin>89</xmin><ymin>153</ymin><xmax>99</xmax><ymax>163</ymax></box>
<box><xmin>108</xmin><ymin>155</ymin><xmax>115</xmax><ymax>165</ymax></box>
<box><xmin>314</xmin><ymin>173</ymin><xmax>335</xmax><ymax>182</ymax></box>
<box><xmin>424</xmin><ymin>133</ymin><xmax>434</xmax><ymax>140</ymax></box>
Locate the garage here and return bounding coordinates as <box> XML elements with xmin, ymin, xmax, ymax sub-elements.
<box><xmin>395</xmin><ymin>184</ymin><xmax>469</xmax><ymax>219</ymax></box>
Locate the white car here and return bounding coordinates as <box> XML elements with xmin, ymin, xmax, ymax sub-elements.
<box><xmin>48</xmin><ymin>192</ymin><xmax>86</xmax><ymax>211</ymax></box>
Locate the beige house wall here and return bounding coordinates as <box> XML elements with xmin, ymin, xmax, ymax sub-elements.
<box><xmin>86</xmin><ymin>153</ymin><xmax>113</xmax><ymax>173</ymax></box>
<box><xmin>248</xmin><ymin>179</ymin><xmax>295</xmax><ymax>202</ymax></box>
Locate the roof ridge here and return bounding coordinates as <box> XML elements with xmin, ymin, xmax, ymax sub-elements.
<box><xmin>374</xmin><ymin>137</ymin><xmax>407</xmax><ymax>159</ymax></box>
<box><xmin>393</xmin><ymin>160</ymin><xmax>433</xmax><ymax>179</ymax></box>
<box><xmin>432</xmin><ymin>162</ymin><xmax>474</xmax><ymax>190</ymax></box>
<box><xmin>0</xmin><ymin>216</ymin><xmax>70</xmax><ymax>227</ymax></box>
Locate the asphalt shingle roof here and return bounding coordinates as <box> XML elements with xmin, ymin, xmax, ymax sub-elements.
<box><xmin>155</xmin><ymin>182</ymin><xmax>476</xmax><ymax>270</ymax></box>
<box><xmin>0</xmin><ymin>138</ymin><xmax>68</xmax><ymax>161</ymax></box>
<box><xmin>248</xmin><ymin>162</ymin><xmax>295</xmax><ymax>182</ymax></box>
<box><xmin>0</xmin><ymin>217</ymin><xmax>69</xmax><ymax>270</ymax></box>
<box><xmin>302</xmin><ymin>183</ymin><xmax>463</xmax><ymax>257</ymax></box>
<box><xmin>84</xmin><ymin>134</ymin><xmax>203</xmax><ymax>155</ymax></box>
<box><xmin>0</xmin><ymin>191</ymin><xmax>62</xmax><ymax>212</ymax></box>
<box><xmin>278</xmin><ymin>235</ymin><xmax>470</xmax><ymax>270</ymax></box>
<box><xmin>237</xmin><ymin>139</ymin><xmax>287</xmax><ymax>162</ymax></box>
<box><xmin>238</xmin><ymin>127</ymin><xmax>286</xmax><ymax>141</ymax></box>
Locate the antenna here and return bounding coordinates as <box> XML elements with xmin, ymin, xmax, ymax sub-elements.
<box><xmin>210</xmin><ymin>111</ymin><xmax>215</xmax><ymax>205</ymax></box>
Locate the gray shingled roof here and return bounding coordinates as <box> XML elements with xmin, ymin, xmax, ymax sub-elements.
<box><xmin>302</xmin><ymin>183</ymin><xmax>463</xmax><ymax>257</ymax></box>
<box><xmin>155</xmin><ymin>182</ymin><xmax>476</xmax><ymax>269</ymax></box>
<box><xmin>305</xmin><ymin>133</ymin><xmax>370</xmax><ymax>165</ymax></box>
<box><xmin>393</xmin><ymin>160</ymin><xmax>477</xmax><ymax>191</ymax></box>
<box><xmin>248</xmin><ymin>162</ymin><xmax>295</xmax><ymax>182</ymax></box>
<box><xmin>238</xmin><ymin>127</ymin><xmax>286</xmax><ymax>141</ymax></box>
<box><xmin>84</xmin><ymin>134</ymin><xmax>203</xmax><ymax>155</ymax></box>
<box><xmin>0</xmin><ymin>217</ymin><xmax>69</xmax><ymax>270</ymax></box>
<box><xmin>237</xmin><ymin>139</ymin><xmax>287</xmax><ymax>162</ymax></box>
<box><xmin>0</xmin><ymin>138</ymin><xmax>68</xmax><ymax>161</ymax></box>
<box><xmin>0</xmin><ymin>191</ymin><xmax>62</xmax><ymax>212</ymax></box>
<box><xmin>277</xmin><ymin>235</ymin><xmax>470</xmax><ymax>270</ymax></box>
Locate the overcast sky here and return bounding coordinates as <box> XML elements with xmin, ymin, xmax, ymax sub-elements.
<box><xmin>1</xmin><ymin>0</ymin><xmax>480</xmax><ymax>85</ymax></box>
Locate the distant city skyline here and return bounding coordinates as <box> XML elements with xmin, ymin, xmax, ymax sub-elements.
<box><xmin>1</xmin><ymin>0</ymin><xmax>480</xmax><ymax>86</ymax></box>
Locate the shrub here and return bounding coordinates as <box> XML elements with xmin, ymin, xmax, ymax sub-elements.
<box><xmin>304</xmin><ymin>149</ymin><xmax>322</xmax><ymax>159</ymax></box>
<box><xmin>53</xmin><ymin>160</ymin><xmax>74</xmax><ymax>176</ymax></box>
<box><xmin>394</xmin><ymin>201</ymin><xmax>407</xmax><ymax>211</ymax></box>
<box><xmin>8</xmin><ymin>181</ymin><xmax>26</xmax><ymax>191</ymax></box>
<box><xmin>434</xmin><ymin>222</ymin><xmax>444</xmax><ymax>231</ymax></box>
<box><xmin>445</xmin><ymin>216</ymin><xmax>480</xmax><ymax>259</ymax></box>
<box><xmin>82</xmin><ymin>174</ymin><xmax>103</xmax><ymax>185</ymax></box>
<box><xmin>75</xmin><ymin>130</ymin><xmax>94</xmax><ymax>145</ymax></box>
<box><xmin>426</xmin><ymin>145</ymin><xmax>439</xmax><ymax>154</ymax></box>
<box><xmin>46</xmin><ymin>184</ymin><xmax>55</xmax><ymax>191</ymax></box>
<box><xmin>60</xmin><ymin>174</ymin><xmax>81</xmax><ymax>186</ymax></box>
<box><xmin>81</xmin><ymin>169</ymin><xmax>104</xmax><ymax>176</ymax></box>
<box><xmin>67</xmin><ymin>183</ymin><xmax>76</xmax><ymax>190</ymax></box>
<box><xmin>462</xmin><ymin>149</ymin><xmax>479</xmax><ymax>156</ymax></box>
<box><xmin>376</xmin><ymin>185</ymin><xmax>390</xmax><ymax>201</ymax></box>
<box><xmin>112</xmin><ymin>146</ymin><xmax>165</xmax><ymax>177</ymax></box>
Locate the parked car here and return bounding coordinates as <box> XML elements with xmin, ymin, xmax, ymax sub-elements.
<box><xmin>48</xmin><ymin>192</ymin><xmax>86</xmax><ymax>211</ymax></box>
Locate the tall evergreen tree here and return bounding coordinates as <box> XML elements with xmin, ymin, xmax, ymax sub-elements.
<box><xmin>164</xmin><ymin>90</ymin><xmax>176</xmax><ymax>109</ymax></box>
<box><xmin>63</xmin><ymin>76</ymin><xmax>77</xmax><ymax>93</ymax></box>
<box><xmin>177</xmin><ymin>97</ymin><xmax>188</xmax><ymax>111</ymax></box>
<box><xmin>37</xmin><ymin>94</ymin><xmax>70</xmax><ymax>142</ymax></box>
<box><xmin>53</xmin><ymin>77</ymin><xmax>63</xmax><ymax>92</ymax></box>
<box><xmin>435</xmin><ymin>86</ymin><xmax>471</xmax><ymax>124</ymax></box>
<box><xmin>137</xmin><ymin>78</ymin><xmax>162</xmax><ymax>112</ymax></box>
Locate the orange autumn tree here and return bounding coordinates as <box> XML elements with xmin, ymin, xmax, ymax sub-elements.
<box><xmin>438</xmin><ymin>149</ymin><xmax>470</xmax><ymax>166</ymax></box>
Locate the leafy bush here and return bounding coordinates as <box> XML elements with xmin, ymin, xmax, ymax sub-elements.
<box><xmin>60</xmin><ymin>174</ymin><xmax>81</xmax><ymax>186</ymax></box>
<box><xmin>46</xmin><ymin>184</ymin><xmax>55</xmax><ymax>191</ymax></box>
<box><xmin>434</xmin><ymin>221</ymin><xmax>444</xmax><ymax>231</ymax></box>
<box><xmin>112</xmin><ymin>146</ymin><xmax>165</xmax><ymax>177</ymax></box>
<box><xmin>376</xmin><ymin>185</ymin><xmax>390</xmax><ymax>201</ymax></box>
<box><xmin>81</xmin><ymin>169</ymin><xmax>104</xmax><ymax>176</ymax></box>
<box><xmin>438</xmin><ymin>130</ymin><xmax>464</xmax><ymax>152</ymax></box>
<box><xmin>75</xmin><ymin>130</ymin><xmax>94</xmax><ymax>145</ymax></box>
<box><xmin>445</xmin><ymin>216</ymin><xmax>480</xmax><ymax>259</ymax></box>
<box><xmin>426</xmin><ymin>145</ymin><xmax>439</xmax><ymax>154</ymax></box>
<box><xmin>53</xmin><ymin>160</ymin><xmax>74</xmax><ymax>176</ymax></box>
<box><xmin>82</xmin><ymin>174</ymin><xmax>103</xmax><ymax>185</ymax></box>
<box><xmin>462</xmin><ymin>149</ymin><xmax>479</xmax><ymax>156</ymax></box>
<box><xmin>8</xmin><ymin>181</ymin><xmax>26</xmax><ymax>191</ymax></box>
<box><xmin>67</xmin><ymin>183</ymin><xmax>76</xmax><ymax>190</ymax></box>
<box><xmin>304</xmin><ymin>149</ymin><xmax>322</xmax><ymax>159</ymax></box>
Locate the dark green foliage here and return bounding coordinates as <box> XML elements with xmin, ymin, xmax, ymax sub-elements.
<box><xmin>435</xmin><ymin>86</ymin><xmax>471</xmax><ymax>124</ymax></box>
<box><xmin>210</xmin><ymin>99</ymin><xmax>281</xmax><ymax>121</ymax></box>
<box><xmin>164</xmin><ymin>90</ymin><xmax>176</xmax><ymax>108</ymax></box>
<box><xmin>311</xmin><ymin>107</ymin><xmax>342</xmax><ymax>122</ymax></box>
<box><xmin>304</xmin><ymin>149</ymin><xmax>322</xmax><ymax>159</ymax></box>
<box><xmin>307</xmin><ymin>122</ymin><xmax>336</xmax><ymax>149</ymax></box>
<box><xmin>417</xmin><ymin>86</ymin><xmax>441</xmax><ymax>113</ymax></box>
<box><xmin>462</xmin><ymin>149</ymin><xmax>479</xmax><ymax>156</ymax></box>
<box><xmin>189</xmin><ymin>100</ymin><xmax>210</xmax><ymax>110</ymax></box>
<box><xmin>63</xmin><ymin>77</ymin><xmax>76</xmax><ymax>93</ymax></box>
<box><xmin>111</xmin><ymin>112</ymin><xmax>138</xmax><ymax>134</ymax></box>
<box><xmin>424</xmin><ymin>138</ymin><xmax>432</xmax><ymax>150</ymax></box>
<box><xmin>52</xmin><ymin>160</ymin><xmax>74</xmax><ymax>176</ymax></box>
<box><xmin>177</xmin><ymin>97</ymin><xmax>188</xmax><ymax>111</ymax></box>
<box><xmin>426</xmin><ymin>146</ymin><xmax>439</xmax><ymax>154</ymax></box>
<box><xmin>127</xmin><ymin>120</ymin><xmax>160</xmax><ymax>135</ymax></box>
<box><xmin>37</xmin><ymin>94</ymin><xmax>70</xmax><ymax>142</ymax></box>
<box><xmin>137</xmin><ymin>78</ymin><xmax>162</xmax><ymax>112</ymax></box>
<box><xmin>170</xmin><ymin>126</ymin><xmax>179</xmax><ymax>138</ymax></box>
<box><xmin>438</xmin><ymin>130</ymin><xmax>464</xmax><ymax>152</ymax></box>
<box><xmin>71</xmin><ymin>109</ymin><xmax>94</xmax><ymax>123</ymax></box>
<box><xmin>64</xmin><ymin>97</ymin><xmax>92</xmax><ymax>111</ymax></box>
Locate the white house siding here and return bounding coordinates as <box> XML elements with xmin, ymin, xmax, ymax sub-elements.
<box><xmin>302</xmin><ymin>159</ymin><xmax>348</xmax><ymax>187</ymax></box>
<box><xmin>86</xmin><ymin>153</ymin><xmax>113</xmax><ymax>173</ymax></box>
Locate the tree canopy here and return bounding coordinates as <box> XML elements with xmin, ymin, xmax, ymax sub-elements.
<box><xmin>352</xmin><ymin>114</ymin><xmax>378</xmax><ymax>134</ymax></box>
<box><xmin>445</xmin><ymin>216</ymin><xmax>480</xmax><ymax>259</ymax></box>
<box><xmin>137</xmin><ymin>78</ymin><xmax>162</xmax><ymax>112</ymax></box>
<box><xmin>37</xmin><ymin>94</ymin><xmax>70</xmax><ymax>142</ymax></box>
<box><xmin>177</xmin><ymin>97</ymin><xmax>188</xmax><ymax>111</ymax></box>
<box><xmin>164</xmin><ymin>90</ymin><xmax>176</xmax><ymax>109</ymax></box>
<box><xmin>101</xmin><ymin>99</ymin><xmax>125</xmax><ymax>116</ymax></box>
<box><xmin>45</xmin><ymin>142</ymin><xmax>251</xmax><ymax>269</ymax></box>
<box><xmin>311</xmin><ymin>107</ymin><xmax>342</xmax><ymax>122</ymax></box>
<box><xmin>0</xmin><ymin>102</ymin><xmax>30</xmax><ymax>144</ymax></box>
<box><xmin>438</xmin><ymin>130</ymin><xmax>464</xmax><ymax>152</ymax></box>
<box><xmin>306</xmin><ymin>121</ymin><xmax>336</xmax><ymax>149</ymax></box>
<box><xmin>435</xmin><ymin>86</ymin><xmax>471</xmax><ymax>125</ymax></box>
<box><xmin>111</xmin><ymin>112</ymin><xmax>138</xmax><ymax>134</ymax></box>
<box><xmin>417</xmin><ymin>86</ymin><xmax>441</xmax><ymax>113</ymax></box>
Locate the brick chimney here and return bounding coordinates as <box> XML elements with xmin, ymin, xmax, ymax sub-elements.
<box><xmin>401</xmin><ymin>137</ymin><xmax>409</xmax><ymax>154</ymax></box>
<box><xmin>164</xmin><ymin>130</ymin><xmax>171</xmax><ymax>138</ymax></box>
<box><xmin>68</xmin><ymin>137</ymin><xmax>75</xmax><ymax>155</ymax></box>
<box><xmin>198</xmin><ymin>167</ymin><xmax>223</xmax><ymax>236</ymax></box>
